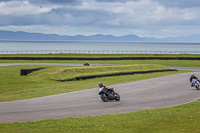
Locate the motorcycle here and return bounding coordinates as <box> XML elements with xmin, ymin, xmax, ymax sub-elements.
<box><xmin>191</xmin><ymin>79</ymin><xmax>200</xmax><ymax>90</ymax></box>
<box><xmin>98</xmin><ymin>87</ymin><xmax>120</xmax><ymax>102</ymax></box>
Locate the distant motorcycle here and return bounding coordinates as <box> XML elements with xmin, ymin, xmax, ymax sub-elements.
<box><xmin>83</xmin><ymin>62</ymin><xmax>90</xmax><ymax>66</ymax></box>
<box><xmin>191</xmin><ymin>79</ymin><xmax>200</xmax><ymax>90</ymax></box>
<box><xmin>98</xmin><ymin>87</ymin><xmax>120</xmax><ymax>102</ymax></box>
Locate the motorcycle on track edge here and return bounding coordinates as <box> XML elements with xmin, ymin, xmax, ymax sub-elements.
<box><xmin>98</xmin><ymin>87</ymin><xmax>120</xmax><ymax>102</ymax></box>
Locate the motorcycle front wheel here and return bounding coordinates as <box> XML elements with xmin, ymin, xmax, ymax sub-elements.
<box><xmin>114</xmin><ymin>93</ymin><xmax>120</xmax><ymax>101</ymax></box>
<box><xmin>100</xmin><ymin>94</ymin><xmax>108</xmax><ymax>102</ymax></box>
<box><xmin>195</xmin><ymin>84</ymin><xmax>200</xmax><ymax>90</ymax></box>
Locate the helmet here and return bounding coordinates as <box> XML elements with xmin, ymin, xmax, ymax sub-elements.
<box><xmin>191</xmin><ymin>74</ymin><xmax>194</xmax><ymax>77</ymax></box>
<box><xmin>98</xmin><ymin>82</ymin><xmax>103</xmax><ymax>88</ymax></box>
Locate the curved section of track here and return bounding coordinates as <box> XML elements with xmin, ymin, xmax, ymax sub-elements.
<box><xmin>0</xmin><ymin>63</ymin><xmax>200</xmax><ymax>123</ymax></box>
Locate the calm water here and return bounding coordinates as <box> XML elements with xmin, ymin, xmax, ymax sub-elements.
<box><xmin>0</xmin><ymin>41</ymin><xmax>200</xmax><ymax>54</ymax></box>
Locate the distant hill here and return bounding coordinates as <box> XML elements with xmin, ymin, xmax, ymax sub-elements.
<box><xmin>0</xmin><ymin>30</ymin><xmax>199</xmax><ymax>42</ymax></box>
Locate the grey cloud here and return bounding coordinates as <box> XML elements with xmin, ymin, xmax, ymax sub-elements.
<box><xmin>32</xmin><ymin>0</ymin><xmax>83</xmax><ymax>5</ymax></box>
<box><xmin>0</xmin><ymin>0</ymin><xmax>199</xmax><ymax>37</ymax></box>
<box><xmin>0</xmin><ymin>7</ymin><xmax>103</xmax><ymax>26</ymax></box>
<box><xmin>95</xmin><ymin>0</ymin><xmax>200</xmax><ymax>8</ymax></box>
<box><xmin>45</xmin><ymin>0</ymin><xmax>81</xmax><ymax>3</ymax></box>
<box><xmin>2</xmin><ymin>0</ymin><xmax>199</xmax><ymax>8</ymax></box>
<box><xmin>153</xmin><ymin>0</ymin><xmax>200</xmax><ymax>8</ymax></box>
<box><xmin>0</xmin><ymin>0</ymin><xmax>83</xmax><ymax>5</ymax></box>
<box><xmin>1</xmin><ymin>0</ymin><xmax>199</xmax><ymax>27</ymax></box>
<box><xmin>95</xmin><ymin>0</ymin><xmax>136</xmax><ymax>2</ymax></box>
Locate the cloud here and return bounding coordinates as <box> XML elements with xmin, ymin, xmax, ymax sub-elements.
<box><xmin>95</xmin><ymin>0</ymin><xmax>135</xmax><ymax>3</ymax></box>
<box><xmin>0</xmin><ymin>1</ymin><xmax>51</xmax><ymax>15</ymax></box>
<box><xmin>95</xmin><ymin>0</ymin><xmax>200</xmax><ymax>8</ymax></box>
<box><xmin>96</xmin><ymin>0</ymin><xmax>200</xmax><ymax>8</ymax></box>
<box><xmin>153</xmin><ymin>0</ymin><xmax>200</xmax><ymax>8</ymax></box>
<box><xmin>44</xmin><ymin>0</ymin><xmax>82</xmax><ymax>4</ymax></box>
<box><xmin>79</xmin><ymin>0</ymin><xmax>200</xmax><ymax>26</ymax></box>
<box><xmin>0</xmin><ymin>0</ymin><xmax>199</xmax><ymax>37</ymax></box>
<box><xmin>1</xmin><ymin>0</ymin><xmax>200</xmax><ymax>8</ymax></box>
<box><xmin>0</xmin><ymin>0</ymin><xmax>83</xmax><ymax>4</ymax></box>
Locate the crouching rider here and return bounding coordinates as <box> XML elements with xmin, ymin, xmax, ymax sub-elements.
<box><xmin>98</xmin><ymin>82</ymin><xmax>115</xmax><ymax>94</ymax></box>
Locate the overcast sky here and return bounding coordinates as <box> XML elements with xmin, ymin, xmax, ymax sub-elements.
<box><xmin>0</xmin><ymin>0</ymin><xmax>199</xmax><ymax>38</ymax></box>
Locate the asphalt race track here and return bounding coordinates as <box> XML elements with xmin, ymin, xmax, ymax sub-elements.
<box><xmin>0</xmin><ymin>63</ymin><xmax>112</xmax><ymax>66</ymax></box>
<box><xmin>0</xmin><ymin>63</ymin><xmax>200</xmax><ymax>123</ymax></box>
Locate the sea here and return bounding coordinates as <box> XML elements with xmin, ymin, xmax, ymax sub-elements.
<box><xmin>0</xmin><ymin>41</ymin><xmax>200</xmax><ymax>54</ymax></box>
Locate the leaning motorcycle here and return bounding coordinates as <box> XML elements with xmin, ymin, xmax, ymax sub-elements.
<box><xmin>191</xmin><ymin>79</ymin><xmax>200</xmax><ymax>90</ymax></box>
<box><xmin>98</xmin><ymin>87</ymin><xmax>120</xmax><ymax>102</ymax></box>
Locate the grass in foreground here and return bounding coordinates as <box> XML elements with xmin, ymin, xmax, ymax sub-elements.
<box><xmin>0</xmin><ymin>100</ymin><xmax>200</xmax><ymax>133</ymax></box>
<box><xmin>0</xmin><ymin>64</ymin><xmax>185</xmax><ymax>102</ymax></box>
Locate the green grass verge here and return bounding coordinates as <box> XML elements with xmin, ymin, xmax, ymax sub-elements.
<box><xmin>1</xmin><ymin>100</ymin><xmax>200</xmax><ymax>133</ymax></box>
<box><xmin>0</xmin><ymin>64</ymin><xmax>185</xmax><ymax>102</ymax></box>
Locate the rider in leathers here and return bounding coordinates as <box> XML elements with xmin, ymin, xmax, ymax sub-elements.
<box><xmin>98</xmin><ymin>82</ymin><xmax>115</xmax><ymax>93</ymax></box>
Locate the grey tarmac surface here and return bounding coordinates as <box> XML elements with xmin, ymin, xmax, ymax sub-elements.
<box><xmin>0</xmin><ymin>63</ymin><xmax>112</xmax><ymax>66</ymax></box>
<box><xmin>169</xmin><ymin>66</ymin><xmax>200</xmax><ymax>71</ymax></box>
<box><xmin>0</xmin><ymin>63</ymin><xmax>200</xmax><ymax>123</ymax></box>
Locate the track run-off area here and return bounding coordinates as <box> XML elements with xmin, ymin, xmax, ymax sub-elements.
<box><xmin>0</xmin><ymin>63</ymin><xmax>200</xmax><ymax>123</ymax></box>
